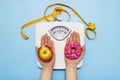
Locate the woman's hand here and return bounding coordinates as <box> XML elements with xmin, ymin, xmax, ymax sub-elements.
<box><xmin>65</xmin><ymin>31</ymin><xmax>85</xmax><ymax>68</ymax></box>
<box><xmin>36</xmin><ymin>34</ymin><xmax>55</xmax><ymax>69</ymax></box>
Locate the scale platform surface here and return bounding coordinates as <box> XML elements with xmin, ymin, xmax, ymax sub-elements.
<box><xmin>36</xmin><ymin>22</ymin><xmax>84</xmax><ymax>69</ymax></box>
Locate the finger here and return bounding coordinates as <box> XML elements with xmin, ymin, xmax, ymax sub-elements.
<box><xmin>51</xmin><ymin>40</ymin><xmax>55</xmax><ymax>58</ymax></box>
<box><xmin>75</xmin><ymin>32</ymin><xmax>78</xmax><ymax>42</ymax></box>
<box><xmin>35</xmin><ymin>47</ymin><xmax>39</xmax><ymax>54</ymax></box>
<box><xmin>41</xmin><ymin>35</ymin><xmax>44</xmax><ymax>46</ymax></box>
<box><xmin>64</xmin><ymin>52</ymin><xmax>68</xmax><ymax>62</ymax></box>
<box><xmin>50</xmin><ymin>40</ymin><xmax>52</xmax><ymax>48</ymax></box>
<box><xmin>66</xmin><ymin>37</ymin><xmax>70</xmax><ymax>44</ymax></box>
<box><xmin>46</xmin><ymin>34</ymin><xmax>49</xmax><ymax>45</ymax></box>
<box><xmin>82</xmin><ymin>46</ymin><xmax>85</xmax><ymax>55</ymax></box>
<box><xmin>73</xmin><ymin>31</ymin><xmax>77</xmax><ymax>42</ymax></box>
<box><xmin>44</xmin><ymin>34</ymin><xmax>48</xmax><ymax>45</ymax></box>
<box><xmin>51</xmin><ymin>40</ymin><xmax>54</xmax><ymax>52</ymax></box>
<box><xmin>72</xmin><ymin>31</ymin><xmax>75</xmax><ymax>42</ymax></box>
<box><xmin>70</xmin><ymin>32</ymin><xmax>73</xmax><ymax>42</ymax></box>
<box><xmin>48</xmin><ymin>36</ymin><xmax>51</xmax><ymax>47</ymax></box>
<box><xmin>47</xmin><ymin>35</ymin><xmax>49</xmax><ymax>44</ymax></box>
<box><xmin>35</xmin><ymin>47</ymin><xmax>40</xmax><ymax>61</ymax></box>
<box><xmin>76</xmin><ymin>32</ymin><xmax>80</xmax><ymax>42</ymax></box>
<box><xmin>79</xmin><ymin>46</ymin><xmax>85</xmax><ymax>60</ymax></box>
<box><xmin>64</xmin><ymin>55</ymin><xmax>67</xmax><ymax>62</ymax></box>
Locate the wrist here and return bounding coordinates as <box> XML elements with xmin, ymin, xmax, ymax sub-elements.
<box><xmin>42</xmin><ymin>66</ymin><xmax>53</xmax><ymax>70</ymax></box>
<box><xmin>66</xmin><ymin>64</ymin><xmax>77</xmax><ymax>69</ymax></box>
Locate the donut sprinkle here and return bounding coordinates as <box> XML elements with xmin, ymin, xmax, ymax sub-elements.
<box><xmin>64</xmin><ymin>42</ymin><xmax>82</xmax><ymax>60</ymax></box>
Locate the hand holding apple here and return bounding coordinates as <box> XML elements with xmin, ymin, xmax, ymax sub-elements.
<box><xmin>36</xmin><ymin>34</ymin><xmax>55</xmax><ymax>69</ymax></box>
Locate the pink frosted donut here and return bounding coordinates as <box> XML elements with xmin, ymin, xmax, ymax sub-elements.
<box><xmin>64</xmin><ymin>42</ymin><xmax>82</xmax><ymax>60</ymax></box>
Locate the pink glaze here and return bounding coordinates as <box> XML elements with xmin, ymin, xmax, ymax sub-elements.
<box><xmin>64</xmin><ymin>42</ymin><xmax>82</xmax><ymax>60</ymax></box>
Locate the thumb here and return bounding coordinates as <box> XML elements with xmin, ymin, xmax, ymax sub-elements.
<box><xmin>79</xmin><ymin>45</ymin><xmax>85</xmax><ymax>60</ymax></box>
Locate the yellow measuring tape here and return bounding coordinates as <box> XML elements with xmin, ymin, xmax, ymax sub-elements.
<box><xmin>20</xmin><ymin>3</ymin><xmax>96</xmax><ymax>40</ymax></box>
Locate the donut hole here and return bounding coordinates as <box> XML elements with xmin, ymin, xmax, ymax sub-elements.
<box><xmin>71</xmin><ymin>47</ymin><xmax>76</xmax><ymax>53</ymax></box>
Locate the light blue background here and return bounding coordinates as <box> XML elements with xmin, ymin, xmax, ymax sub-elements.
<box><xmin>0</xmin><ymin>0</ymin><xmax>120</xmax><ymax>80</ymax></box>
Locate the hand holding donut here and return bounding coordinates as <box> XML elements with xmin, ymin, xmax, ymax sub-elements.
<box><xmin>64</xmin><ymin>31</ymin><xmax>85</xmax><ymax>68</ymax></box>
<box><xmin>36</xmin><ymin>34</ymin><xmax>55</xmax><ymax>69</ymax></box>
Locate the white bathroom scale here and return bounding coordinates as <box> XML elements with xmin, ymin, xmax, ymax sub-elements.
<box><xmin>35</xmin><ymin>22</ymin><xmax>84</xmax><ymax>69</ymax></box>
